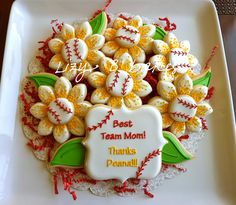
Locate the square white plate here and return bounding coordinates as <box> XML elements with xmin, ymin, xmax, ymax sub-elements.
<box><xmin>0</xmin><ymin>0</ymin><xmax>236</xmax><ymax>204</ymax></box>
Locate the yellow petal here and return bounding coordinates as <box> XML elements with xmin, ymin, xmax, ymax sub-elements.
<box><xmin>30</xmin><ymin>102</ymin><xmax>47</xmax><ymax>119</ymax></box>
<box><xmin>163</xmin><ymin>32</ymin><xmax>179</xmax><ymax>49</ymax></box>
<box><xmin>53</xmin><ymin>124</ymin><xmax>70</xmax><ymax>143</ymax></box>
<box><xmin>118</xmin><ymin>53</ymin><xmax>133</xmax><ymax>72</ymax></box>
<box><xmin>186</xmin><ymin>116</ymin><xmax>202</xmax><ymax>132</ymax></box>
<box><xmin>74</xmin><ymin>101</ymin><xmax>92</xmax><ymax>117</ymax></box>
<box><xmin>149</xmin><ymin>54</ymin><xmax>168</xmax><ymax>71</ymax></box>
<box><xmin>139</xmin><ymin>24</ymin><xmax>156</xmax><ymax>37</ymax></box>
<box><xmin>196</xmin><ymin>102</ymin><xmax>213</xmax><ymax>117</ymax></box>
<box><xmin>186</xmin><ymin>68</ymin><xmax>197</xmax><ymax>78</ymax></box>
<box><xmin>38</xmin><ymin>86</ymin><xmax>55</xmax><ymax>104</ymax></box>
<box><xmin>148</xmin><ymin>97</ymin><xmax>169</xmax><ymax>113</ymax></box>
<box><xmin>49</xmin><ymin>54</ymin><xmax>65</xmax><ymax>70</ymax></box>
<box><xmin>85</xmin><ymin>34</ymin><xmax>105</xmax><ymax>50</ymax></box>
<box><xmin>188</xmin><ymin>54</ymin><xmax>199</xmax><ymax>67</ymax></box>
<box><xmin>100</xmin><ymin>57</ymin><xmax>118</xmax><ymax>75</ymax></box>
<box><xmin>87</xmin><ymin>71</ymin><xmax>106</xmax><ymax>88</ymax></box>
<box><xmin>107</xmin><ymin>96</ymin><xmax>123</xmax><ymax>108</ymax></box>
<box><xmin>153</xmin><ymin>40</ymin><xmax>170</xmax><ymax>56</ymax></box>
<box><xmin>138</xmin><ymin>37</ymin><xmax>154</xmax><ymax>54</ymax></box>
<box><xmin>124</xmin><ymin>92</ymin><xmax>142</xmax><ymax>108</ymax></box>
<box><xmin>129</xmin><ymin>63</ymin><xmax>148</xmax><ymax>80</ymax></box>
<box><xmin>175</xmin><ymin>74</ymin><xmax>193</xmax><ymax>95</ymax></box>
<box><xmin>114</xmin><ymin>48</ymin><xmax>129</xmax><ymax>60</ymax></box>
<box><xmin>128</xmin><ymin>45</ymin><xmax>146</xmax><ymax>63</ymax></box>
<box><xmin>101</xmin><ymin>41</ymin><xmax>120</xmax><ymax>57</ymax></box>
<box><xmin>157</xmin><ymin>81</ymin><xmax>177</xmax><ymax>101</ymax></box>
<box><xmin>75</xmin><ymin>21</ymin><xmax>92</xmax><ymax>40</ymax></box>
<box><xmin>191</xmin><ymin>85</ymin><xmax>208</xmax><ymax>103</ymax></box>
<box><xmin>170</xmin><ymin>122</ymin><xmax>186</xmax><ymax>137</ymax></box>
<box><xmin>38</xmin><ymin>118</ymin><xmax>54</xmax><ymax>136</ymax></box>
<box><xmin>48</xmin><ymin>38</ymin><xmax>64</xmax><ymax>53</ymax></box>
<box><xmin>128</xmin><ymin>15</ymin><xmax>142</xmax><ymax>28</ymax></box>
<box><xmin>113</xmin><ymin>17</ymin><xmax>127</xmax><ymax>29</ymax></box>
<box><xmin>158</xmin><ymin>70</ymin><xmax>175</xmax><ymax>82</ymax></box>
<box><xmin>67</xmin><ymin>116</ymin><xmax>85</xmax><ymax>136</ymax></box>
<box><xmin>133</xmin><ymin>80</ymin><xmax>152</xmax><ymax>97</ymax></box>
<box><xmin>104</xmin><ymin>28</ymin><xmax>117</xmax><ymax>41</ymax></box>
<box><xmin>68</xmin><ymin>84</ymin><xmax>87</xmax><ymax>103</ymax></box>
<box><xmin>162</xmin><ymin>113</ymin><xmax>174</xmax><ymax>129</ymax></box>
<box><xmin>91</xmin><ymin>88</ymin><xmax>110</xmax><ymax>104</ymax></box>
<box><xmin>180</xmin><ymin>40</ymin><xmax>190</xmax><ymax>53</ymax></box>
<box><xmin>61</xmin><ymin>23</ymin><xmax>75</xmax><ymax>41</ymax></box>
<box><xmin>87</xmin><ymin>50</ymin><xmax>105</xmax><ymax>66</ymax></box>
<box><xmin>54</xmin><ymin>77</ymin><xmax>72</xmax><ymax>98</ymax></box>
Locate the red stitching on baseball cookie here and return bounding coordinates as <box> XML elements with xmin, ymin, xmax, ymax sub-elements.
<box><xmin>170</xmin><ymin>112</ymin><xmax>191</xmax><ymax>121</ymax></box>
<box><xmin>65</xmin><ymin>42</ymin><xmax>72</xmax><ymax>62</ymax></box>
<box><xmin>51</xmin><ymin>19</ymin><xmax>63</xmax><ymax>34</ymax></box>
<box><xmin>48</xmin><ymin>107</ymin><xmax>62</xmax><ymax>124</ymax></box>
<box><xmin>113</xmin><ymin>181</ymin><xmax>136</xmax><ymax>194</ymax></box>
<box><xmin>136</xmin><ymin>149</ymin><xmax>161</xmax><ymax>179</ymax></box>
<box><xmin>107</xmin><ymin>71</ymin><xmax>120</xmax><ymax>92</ymax></box>
<box><xmin>115</xmin><ymin>36</ymin><xmax>135</xmax><ymax>44</ymax></box>
<box><xmin>174</xmin><ymin>64</ymin><xmax>190</xmax><ymax>69</ymax></box>
<box><xmin>121</xmin><ymin>75</ymin><xmax>131</xmax><ymax>96</ymax></box>
<box><xmin>171</xmin><ymin>50</ymin><xmax>187</xmax><ymax>56</ymax></box>
<box><xmin>200</xmin><ymin>117</ymin><xmax>208</xmax><ymax>130</ymax></box>
<box><xmin>55</xmin><ymin>99</ymin><xmax>73</xmax><ymax>114</ymax></box>
<box><xmin>177</xmin><ymin>98</ymin><xmax>197</xmax><ymax>109</ymax></box>
<box><xmin>73</xmin><ymin>39</ymin><xmax>82</xmax><ymax>61</ymax></box>
<box><xmin>87</xmin><ymin>109</ymin><xmax>114</xmax><ymax>132</ymax></box>
<box><xmin>122</xmin><ymin>26</ymin><xmax>139</xmax><ymax>34</ymax></box>
<box><xmin>143</xmin><ymin>180</ymin><xmax>154</xmax><ymax>198</ymax></box>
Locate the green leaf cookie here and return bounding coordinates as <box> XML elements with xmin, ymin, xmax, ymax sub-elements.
<box><xmin>50</xmin><ymin>138</ymin><xmax>85</xmax><ymax>167</ymax></box>
<box><xmin>153</xmin><ymin>27</ymin><xmax>167</xmax><ymax>40</ymax></box>
<box><xmin>28</xmin><ymin>73</ymin><xmax>58</xmax><ymax>87</ymax></box>
<box><xmin>193</xmin><ymin>68</ymin><xmax>212</xmax><ymax>87</ymax></box>
<box><xmin>89</xmin><ymin>11</ymin><xmax>107</xmax><ymax>34</ymax></box>
<box><xmin>162</xmin><ymin>131</ymin><xmax>193</xmax><ymax>164</ymax></box>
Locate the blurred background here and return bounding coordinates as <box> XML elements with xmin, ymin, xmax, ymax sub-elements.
<box><xmin>0</xmin><ymin>0</ymin><xmax>235</xmax><ymax>109</ymax></box>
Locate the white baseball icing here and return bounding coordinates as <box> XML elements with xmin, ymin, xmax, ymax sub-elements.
<box><xmin>169</xmin><ymin>95</ymin><xmax>197</xmax><ymax>122</ymax></box>
<box><xmin>169</xmin><ymin>48</ymin><xmax>190</xmax><ymax>74</ymax></box>
<box><xmin>83</xmin><ymin>105</ymin><xmax>167</xmax><ymax>182</ymax></box>
<box><xmin>115</xmin><ymin>25</ymin><xmax>140</xmax><ymax>48</ymax></box>
<box><xmin>61</xmin><ymin>38</ymin><xmax>88</xmax><ymax>64</ymax></box>
<box><xmin>106</xmin><ymin>70</ymin><xmax>134</xmax><ymax>97</ymax></box>
<box><xmin>47</xmin><ymin>98</ymin><xmax>74</xmax><ymax>125</ymax></box>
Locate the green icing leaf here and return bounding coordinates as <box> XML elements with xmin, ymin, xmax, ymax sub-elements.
<box><xmin>193</xmin><ymin>70</ymin><xmax>212</xmax><ymax>87</ymax></box>
<box><xmin>50</xmin><ymin>138</ymin><xmax>85</xmax><ymax>167</ymax></box>
<box><xmin>162</xmin><ymin>131</ymin><xmax>193</xmax><ymax>164</ymax></box>
<box><xmin>28</xmin><ymin>73</ymin><xmax>58</xmax><ymax>87</ymax></box>
<box><xmin>153</xmin><ymin>27</ymin><xmax>167</xmax><ymax>40</ymax></box>
<box><xmin>89</xmin><ymin>11</ymin><xmax>107</xmax><ymax>34</ymax></box>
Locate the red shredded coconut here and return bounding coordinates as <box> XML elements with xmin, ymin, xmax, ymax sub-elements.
<box><xmin>178</xmin><ymin>135</ymin><xmax>190</xmax><ymax>142</ymax></box>
<box><xmin>159</xmin><ymin>17</ymin><xmax>177</xmax><ymax>31</ymax></box>
<box><xmin>204</xmin><ymin>45</ymin><xmax>219</xmax><ymax>70</ymax></box>
<box><xmin>205</xmin><ymin>86</ymin><xmax>215</xmax><ymax>100</ymax></box>
<box><xmin>143</xmin><ymin>180</ymin><xmax>154</xmax><ymax>198</ymax></box>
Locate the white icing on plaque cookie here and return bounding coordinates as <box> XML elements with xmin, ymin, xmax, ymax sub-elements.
<box><xmin>115</xmin><ymin>25</ymin><xmax>141</xmax><ymax>48</ymax></box>
<box><xmin>106</xmin><ymin>70</ymin><xmax>134</xmax><ymax>97</ymax></box>
<box><xmin>83</xmin><ymin>105</ymin><xmax>167</xmax><ymax>182</ymax></box>
<box><xmin>61</xmin><ymin>38</ymin><xmax>88</xmax><ymax>64</ymax></box>
<box><xmin>169</xmin><ymin>48</ymin><xmax>190</xmax><ymax>74</ymax></box>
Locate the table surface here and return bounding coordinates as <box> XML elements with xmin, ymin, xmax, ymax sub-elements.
<box><xmin>0</xmin><ymin>1</ymin><xmax>235</xmax><ymax>115</ymax></box>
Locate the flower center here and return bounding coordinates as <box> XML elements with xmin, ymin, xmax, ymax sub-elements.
<box><xmin>169</xmin><ymin>95</ymin><xmax>197</xmax><ymax>122</ymax></box>
<box><xmin>61</xmin><ymin>38</ymin><xmax>88</xmax><ymax>64</ymax></box>
<box><xmin>47</xmin><ymin>98</ymin><xmax>74</xmax><ymax>125</ymax></box>
<box><xmin>106</xmin><ymin>70</ymin><xmax>134</xmax><ymax>97</ymax></box>
<box><xmin>115</xmin><ymin>25</ymin><xmax>140</xmax><ymax>48</ymax></box>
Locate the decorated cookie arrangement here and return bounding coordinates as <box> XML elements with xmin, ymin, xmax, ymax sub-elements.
<box><xmin>19</xmin><ymin>2</ymin><xmax>217</xmax><ymax>200</ymax></box>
